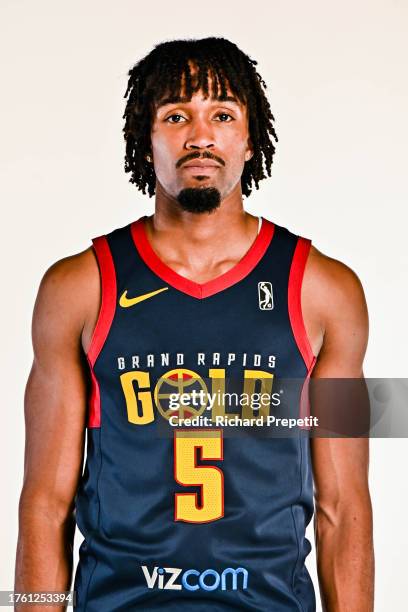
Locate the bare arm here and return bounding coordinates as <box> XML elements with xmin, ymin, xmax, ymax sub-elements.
<box><xmin>15</xmin><ymin>248</ymin><xmax>99</xmax><ymax>610</ymax></box>
<box><xmin>304</xmin><ymin>249</ymin><xmax>374</xmax><ymax>611</ymax></box>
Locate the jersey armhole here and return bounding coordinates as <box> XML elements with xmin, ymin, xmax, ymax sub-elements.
<box><xmin>86</xmin><ymin>236</ymin><xmax>116</xmax><ymax>429</ymax></box>
<box><xmin>288</xmin><ymin>237</ymin><xmax>316</xmax><ymax>372</ymax></box>
<box><xmin>87</xmin><ymin>235</ymin><xmax>117</xmax><ymax>366</ymax></box>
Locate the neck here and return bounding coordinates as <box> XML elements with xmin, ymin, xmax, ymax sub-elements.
<box><xmin>143</xmin><ymin>182</ymin><xmax>260</xmax><ymax>280</ymax></box>
<box><xmin>151</xmin><ymin>181</ymin><xmax>253</xmax><ymax>241</ymax></box>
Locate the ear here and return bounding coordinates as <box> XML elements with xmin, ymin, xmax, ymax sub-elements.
<box><xmin>244</xmin><ymin>137</ymin><xmax>254</xmax><ymax>162</ymax></box>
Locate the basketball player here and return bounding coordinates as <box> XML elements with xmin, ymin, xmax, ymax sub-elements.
<box><xmin>15</xmin><ymin>38</ymin><xmax>374</xmax><ymax>611</ymax></box>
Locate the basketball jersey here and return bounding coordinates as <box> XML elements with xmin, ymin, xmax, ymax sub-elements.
<box><xmin>73</xmin><ymin>215</ymin><xmax>317</xmax><ymax>611</ymax></box>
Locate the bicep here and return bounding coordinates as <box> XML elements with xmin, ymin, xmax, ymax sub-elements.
<box><xmin>21</xmin><ymin>258</ymin><xmax>91</xmax><ymax>521</ymax></box>
<box><xmin>311</xmin><ymin>256</ymin><xmax>369</xmax><ymax>377</ymax></box>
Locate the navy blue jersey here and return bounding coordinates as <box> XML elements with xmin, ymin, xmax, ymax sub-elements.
<box><xmin>73</xmin><ymin>215</ymin><xmax>317</xmax><ymax>611</ymax></box>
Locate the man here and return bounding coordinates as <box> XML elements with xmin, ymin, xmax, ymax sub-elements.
<box><xmin>15</xmin><ymin>37</ymin><xmax>374</xmax><ymax>611</ymax></box>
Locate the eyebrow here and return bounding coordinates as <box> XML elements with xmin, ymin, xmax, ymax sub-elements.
<box><xmin>156</xmin><ymin>95</ymin><xmax>240</xmax><ymax>109</ymax></box>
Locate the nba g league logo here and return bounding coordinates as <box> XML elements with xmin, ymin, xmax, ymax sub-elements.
<box><xmin>258</xmin><ymin>282</ymin><xmax>274</xmax><ymax>310</ymax></box>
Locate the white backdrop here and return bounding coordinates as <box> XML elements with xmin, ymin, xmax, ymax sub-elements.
<box><xmin>1</xmin><ymin>1</ymin><xmax>407</xmax><ymax>610</ymax></box>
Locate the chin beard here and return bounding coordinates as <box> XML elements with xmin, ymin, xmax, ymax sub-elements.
<box><xmin>176</xmin><ymin>187</ymin><xmax>221</xmax><ymax>214</ymax></box>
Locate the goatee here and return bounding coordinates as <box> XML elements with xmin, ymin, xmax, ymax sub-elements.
<box><xmin>176</xmin><ymin>187</ymin><xmax>221</xmax><ymax>214</ymax></box>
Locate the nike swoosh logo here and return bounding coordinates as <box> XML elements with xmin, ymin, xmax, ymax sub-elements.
<box><xmin>119</xmin><ymin>287</ymin><xmax>169</xmax><ymax>308</ymax></box>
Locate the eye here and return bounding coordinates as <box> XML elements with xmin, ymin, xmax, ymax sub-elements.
<box><xmin>165</xmin><ymin>114</ymin><xmax>187</xmax><ymax>124</ymax></box>
<box><xmin>215</xmin><ymin>113</ymin><xmax>234</xmax><ymax>122</ymax></box>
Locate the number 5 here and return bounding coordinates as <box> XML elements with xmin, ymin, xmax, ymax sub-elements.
<box><xmin>174</xmin><ymin>430</ymin><xmax>224</xmax><ymax>523</ymax></box>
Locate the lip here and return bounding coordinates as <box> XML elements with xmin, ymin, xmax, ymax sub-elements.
<box><xmin>181</xmin><ymin>160</ymin><xmax>222</xmax><ymax>168</ymax></box>
<box><xmin>182</xmin><ymin>165</ymin><xmax>221</xmax><ymax>176</ymax></box>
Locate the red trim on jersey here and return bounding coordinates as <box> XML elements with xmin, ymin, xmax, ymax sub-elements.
<box><xmin>290</xmin><ymin>238</ymin><xmax>317</xmax><ymax>425</ymax></box>
<box><xmin>86</xmin><ymin>235</ymin><xmax>117</xmax><ymax>428</ymax></box>
<box><xmin>87</xmin><ymin>359</ymin><xmax>102</xmax><ymax>428</ymax></box>
<box><xmin>298</xmin><ymin>355</ymin><xmax>317</xmax><ymax>427</ymax></box>
<box><xmin>288</xmin><ymin>237</ymin><xmax>315</xmax><ymax>370</ymax></box>
<box><xmin>131</xmin><ymin>216</ymin><xmax>275</xmax><ymax>299</ymax></box>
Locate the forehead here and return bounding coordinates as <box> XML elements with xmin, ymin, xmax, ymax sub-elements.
<box><xmin>150</xmin><ymin>60</ymin><xmax>247</xmax><ymax>110</ymax></box>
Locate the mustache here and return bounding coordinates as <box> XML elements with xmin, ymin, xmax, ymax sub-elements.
<box><xmin>176</xmin><ymin>151</ymin><xmax>226</xmax><ymax>169</ymax></box>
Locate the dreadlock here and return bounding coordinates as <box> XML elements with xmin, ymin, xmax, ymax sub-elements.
<box><xmin>122</xmin><ymin>37</ymin><xmax>278</xmax><ymax>197</ymax></box>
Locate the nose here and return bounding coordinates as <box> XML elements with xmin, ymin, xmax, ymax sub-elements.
<box><xmin>185</xmin><ymin>119</ymin><xmax>215</xmax><ymax>151</ymax></box>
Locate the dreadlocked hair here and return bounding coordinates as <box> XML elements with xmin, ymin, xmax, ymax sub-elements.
<box><xmin>122</xmin><ymin>37</ymin><xmax>278</xmax><ymax>197</ymax></box>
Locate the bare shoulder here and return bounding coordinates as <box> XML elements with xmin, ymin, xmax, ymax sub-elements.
<box><xmin>301</xmin><ymin>244</ymin><xmax>369</xmax><ymax>359</ymax></box>
<box><xmin>305</xmin><ymin>245</ymin><xmax>367</xmax><ymax>305</ymax></box>
<box><xmin>33</xmin><ymin>247</ymin><xmax>100</xmax><ymax>354</ymax></box>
